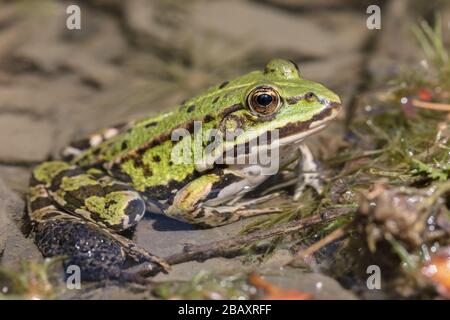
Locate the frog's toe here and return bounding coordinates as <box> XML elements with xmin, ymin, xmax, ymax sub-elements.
<box><xmin>294</xmin><ymin>173</ymin><xmax>324</xmax><ymax>200</ymax></box>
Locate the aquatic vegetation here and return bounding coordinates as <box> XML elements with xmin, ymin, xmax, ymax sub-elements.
<box><xmin>152</xmin><ymin>271</ymin><xmax>252</xmax><ymax>300</ymax></box>
<box><xmin>220</xmin><ymin>14</ymin><xmax>450</xmax><ymax>299</ymax></box>
<box><xmin>0</xmin><ymin>258</ymin><xmax>62</xmax><ymax>300</ymax></box>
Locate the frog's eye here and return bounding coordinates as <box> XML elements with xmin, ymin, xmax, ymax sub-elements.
<box><xmin>247</xmin><ymin>86</ymin><xmax>281</xmax><ymax>117</ymax></box>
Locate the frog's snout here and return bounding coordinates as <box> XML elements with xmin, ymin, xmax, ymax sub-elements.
<box><xmin>328</xmin><ymin>101</ymin><xmax>342</xmax><ymax>113</ymax></box>
<box><xmin>324</xmin><ymin>101</ymin><xmax>342</xmax><ymax>123</ymax></box>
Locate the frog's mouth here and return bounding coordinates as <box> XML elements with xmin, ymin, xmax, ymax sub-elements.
<box><xmin>247</xmin><ymin>101</ymin><xmax>341</xmax><ymax>151</ymax></box>
<box><xmin>277</xmin><ymin>101</ymin><xmax>341</xmax><ymax>144</ymax></box>
<box><xmin>216</xmin><ymin>101</ymin><xmax>341</xmax><ymax>162</ymax></box>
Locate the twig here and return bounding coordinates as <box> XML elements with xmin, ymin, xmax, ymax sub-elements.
<box><xmin>412</xmin><ymin>99</ymin><xmax>450</xmax><ymax>111</ymax></box>
<box><xmin>162</xmin><ymin>207</ymin><xmax>355</xmax><ymax>266</ymax></box>
<box><xmin>287</xmin><ymin>226</ymin><xmax>347</xmax><ymax>266</ymax></box>
<box><xmin>0</xmin><ymin>159</ymin><xmax>40</xmax><ymax>167</ymax></box>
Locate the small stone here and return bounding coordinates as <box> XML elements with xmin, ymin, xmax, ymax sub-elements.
<box><xmin>0</xmin><ymin>115</ymin><xmax>52</xmax><ymax>163</ymax></box>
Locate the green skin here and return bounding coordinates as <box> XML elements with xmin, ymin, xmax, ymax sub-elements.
<box><xmin>27</xmin><ymin>59</ymin><xmax>341</xmax><ymax>278</ymax></box>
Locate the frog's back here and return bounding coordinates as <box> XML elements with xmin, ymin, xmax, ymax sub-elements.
<box><xmin>71</xmin><ymin>73</ymin><xmax>260</xmax><ymax>192</ymax></box>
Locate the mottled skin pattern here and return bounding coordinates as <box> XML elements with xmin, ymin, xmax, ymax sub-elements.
<box><xmin>27</xmin><ymin>59</ymin><xmax>341</xmax><ymax>281</ymax></box>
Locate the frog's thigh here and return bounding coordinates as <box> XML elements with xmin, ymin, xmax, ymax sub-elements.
<box><xmin>32</xmin><ymin>161</ymin><xmax>146</xmax><ymax>231</ymax></box>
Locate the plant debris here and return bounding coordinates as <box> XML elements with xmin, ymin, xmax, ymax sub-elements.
<box><xmin>248</xmin><ymin>273</ymin><xmax>314</xmax><ymax>300</ymax></box>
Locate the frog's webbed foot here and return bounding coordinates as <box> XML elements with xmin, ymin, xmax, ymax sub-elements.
<box><xmin>293</xmin><ymin>144</ymin><xmax>324</xmax><ymax>201</ymax></box>
<box><xmin>28</xmin><ymin>161</ymin><xmax>169</xmax><ymax>281</ymax></box>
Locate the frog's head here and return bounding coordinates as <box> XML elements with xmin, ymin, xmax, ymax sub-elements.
<box><xmin>215</xmin><ymin>59</ymin><xmax>341</xmax><ymax>149</ymax></box>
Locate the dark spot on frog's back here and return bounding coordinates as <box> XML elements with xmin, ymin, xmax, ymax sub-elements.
<box><xmin>131</xmin><ymin>154</ymin><xmax>153</xmax><ymax>176</ymax></box>
<box><xmin>121</xmin><ymin>140</ymin><xmax>128</xmax><ymax>151</ymax></box>
<box><xmin>143</xmin><ymin>166</ymin><xmax>153</xmax><ymax>177</ymax></box>
<box><xmin>152</xmin><ymin>155</ymin><xmax>161</xmax><ymax>162</ymax></box>
<box><xmin>212</xmin><ymin>96</ymin><xmax>220</xmax><ymax>104</ymax></box>
<box><xmin>182</xmin><ymin>120</ymin><xmax>197</xmax><ymax>134</ymax></box>
<box><xmin>219</xmin><ymin>81</ymin><xmax>229</xmax><ymax>89</ymax></box>
<box><xmin>110</xmin><ymin>163</ymin><xmax>133</xmax><ymax>183</ymax></box>
<box><xmin>203</xmin><ymin>114</ymin><xmax>214</xmax><ymax>123</ymax></box>
<box><xmin>149</xmin><ymin>139</ymin><xmax>161</xmax><ymax>148</ymax></box>
<box><xmin>69</xmin><ymin>138</ymin><xmax>91</xmax><ymax>150</ymax></box>
<box><xmin>134</xmin><ymin>157</ymin><xmax>145</xmax><ymax>168</ymax></box>
<box><xmin>145</xmin><ymin>121</ymin><xmax>158</xmax><ymax>128</ymax></box>
<box><xmin>187</xmin><ymin>105</ymin><xmax>195</xmax><ymax>113</ymax></box>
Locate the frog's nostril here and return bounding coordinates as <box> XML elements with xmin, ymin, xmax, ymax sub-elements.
<box><xmin>288</xmin><ymin>59</ymin><xmax>300</xmax><ymax>73</ymax></box>
<box><xmin>305</xmin><ymin>92</ymin><xmax>315</xmax><ymax>102</ymax></box>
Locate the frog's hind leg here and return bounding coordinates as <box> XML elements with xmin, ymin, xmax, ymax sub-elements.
<box><xmin>28</xmin><ymin>161</ymin><xmax>169</xmax><ymax>281</ymax></box>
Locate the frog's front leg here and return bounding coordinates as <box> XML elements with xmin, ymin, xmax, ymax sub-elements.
<box><xmin>293</xmin><ymin>144</ymin><xmax>324</xmax><ymax>200</ymax></box>
<box><xmin>165</xmin><ymin>168</ymin><xmax>277</xmax><ymax>227</ymax></box>
<box><xmin>28</xmin><ymin>161</ymin><xmax>169</xmax><ymax>280</ymax></box>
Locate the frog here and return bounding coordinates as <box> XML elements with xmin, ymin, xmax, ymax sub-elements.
<box><xmin>27</xmin><ymin>59</ymin><xmax>341</xmax><ymax>281</ymax></box>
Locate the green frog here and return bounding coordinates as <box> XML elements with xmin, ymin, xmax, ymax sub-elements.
<box><xmin>27</xmin><ymin>59</ymin><xmax>341</xmax><ymax>281</ymax></box>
